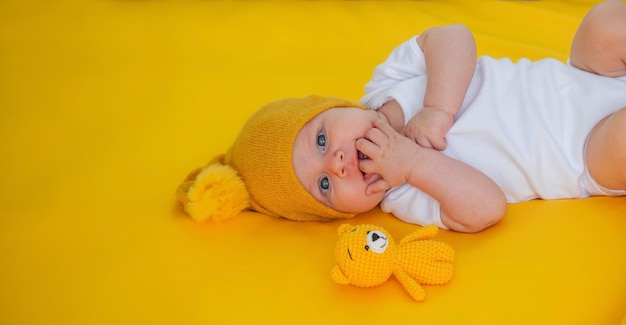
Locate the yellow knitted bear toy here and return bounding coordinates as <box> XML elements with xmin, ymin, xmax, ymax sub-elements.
<box><xmin>331</xmin><ymin>224</ymin><xmax>454</xmax><ymax>302</ymax></box>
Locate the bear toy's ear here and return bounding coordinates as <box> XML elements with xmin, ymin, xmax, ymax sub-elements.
<box><xmin>331</xmin><ymin>265</ymin><xmax>350</xmax><ymax>285</ymax></box>
<box><xmin>337</xmin><ymin>224</ymin><xmax>354</xmax><ymax>237</ymax></box>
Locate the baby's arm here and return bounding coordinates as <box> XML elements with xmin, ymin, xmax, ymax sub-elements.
<box><xmin>570</xmin><ymin>0</ymin><xmax>626</xmax><ymax>77</ymax></box>
<box><xmin>357</xmin><ymin>119</ymin><xmax>506</xmax><ymax>233</ymax></box>
<box><xmin>404</xmin><ymin>24</ymin><xmax>476</xmax><ymax>150</ymax></box>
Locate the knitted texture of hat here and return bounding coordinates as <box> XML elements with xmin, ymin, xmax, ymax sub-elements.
<box><xmin>225</xmin><ymin>95</ymin><xmax>364</xmax><ymax>221</ymax></box>
<box><xmin>331</xmin><ymin>224</ymin><xmax>454</xmax><ymax>302</ymax></box>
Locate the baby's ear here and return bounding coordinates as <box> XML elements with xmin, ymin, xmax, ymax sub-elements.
<box><xmin>337</xmin><ymin>224</ymin><xmax>354</xmax><ymax>237</ymax></box>
<box><xmin>331</xmin><ymin>265</ymin><xmax>350</xmax><ymax>285</ymax></box>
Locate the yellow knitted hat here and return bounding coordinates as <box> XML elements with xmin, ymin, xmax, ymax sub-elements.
<box><xmin>177</xmin><ymin>95</ymin><xmax>366</xmax><ymax>222</ymax></box>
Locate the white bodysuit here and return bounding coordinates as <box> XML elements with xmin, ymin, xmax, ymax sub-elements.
<box><xmin>360</xmin><ymin>36</ymin><xmax>626</xmax><ymax>229</ymax></box>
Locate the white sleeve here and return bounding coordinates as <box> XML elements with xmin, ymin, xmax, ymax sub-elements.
<box><xmin>359</xmin><ymin>36</ymin><xmax>429</xmax><ymax>125</ymax></box>
<box><xmin>381</xmin><ymin>184</ymin><xmax>448</xmax><ymax>230</ymax></box>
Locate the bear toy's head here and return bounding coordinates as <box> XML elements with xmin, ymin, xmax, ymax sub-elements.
<box><xmin>331</xmin><ymin>224</ymin><xmax>396</xmax><ymax>287</ymax></box>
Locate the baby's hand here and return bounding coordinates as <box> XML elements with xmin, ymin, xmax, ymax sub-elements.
<box><xmin>403</xmin><ymin>106</ymin><xmax>453</xmax><ymax>150</ymax></box>
<box><xmin>356</xmin><ymin>119</ymin><xmax>421</xmax><ymax>195</ymax></box>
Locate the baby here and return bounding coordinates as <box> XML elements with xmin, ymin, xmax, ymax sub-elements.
<box><xmin>178</xmin><ymin>0</ymin><xmax>626</xmax><ymax>233</ymax></box>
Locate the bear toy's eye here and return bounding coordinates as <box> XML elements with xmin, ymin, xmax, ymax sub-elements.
<box><xmin>364</xmin><ymin>245</ymin><xmax>369</xmax><ymax>251</ymax></box>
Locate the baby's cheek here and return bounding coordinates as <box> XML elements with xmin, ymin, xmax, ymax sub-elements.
<box><xmin>330</xmin><ymin>182</ymin><xmax>360</xmax><ymax>212</ymax></box>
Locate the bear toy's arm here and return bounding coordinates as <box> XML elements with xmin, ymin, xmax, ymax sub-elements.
<box><xmin>399</xmin><ymin>225</ymin><xmax>439</xmax><ymax>245</ymax></box>
<box><xmin>394</xmin><ymin>269</ymin><xmax>427</xmax><ymax>302</ymax></box>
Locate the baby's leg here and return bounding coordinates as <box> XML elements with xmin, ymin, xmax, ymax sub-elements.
<box><xmin>570</xmin><ymin>0</ymin><xmax>626</xmax><ymax>77</ymax></box>
<box><xmin>586</xmin><ymin>107</ymin><xmax>626</xmax><ymax>191</ymax></box>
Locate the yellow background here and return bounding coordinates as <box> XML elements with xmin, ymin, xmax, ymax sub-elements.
<box><xmin>1</xmin><ymin>0</ymin><xmax>624</xmax><ymax>324</ymax></box>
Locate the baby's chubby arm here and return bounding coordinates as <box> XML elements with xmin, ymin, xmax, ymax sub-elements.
<box><xmin>357</xmin><ymin>119</ymin><xmax>506</xmax><ymax>233</ymax></box>
<box><xmin>380</xmin><ymin>24</ymin><xmax>476</xmax><ymax>151</ymax></box>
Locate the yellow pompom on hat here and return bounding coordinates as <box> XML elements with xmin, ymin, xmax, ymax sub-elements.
<box><xmin>177</xmin><ymin>94</ymin><xmax>366</xmax><ymax>222</ymax></box>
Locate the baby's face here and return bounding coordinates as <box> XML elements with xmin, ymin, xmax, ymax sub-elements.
<box><xmin>292</xmin><ymin>107</ymin><xmax>386</xmax><ymax>213</ymax></box>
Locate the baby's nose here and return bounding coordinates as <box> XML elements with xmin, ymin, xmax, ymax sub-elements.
<box><xmin>330</xmin><ymin>150</ymin><xmax>347</xmax><ymax>177</ymax></box>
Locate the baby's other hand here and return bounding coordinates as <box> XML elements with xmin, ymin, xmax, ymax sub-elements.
<box><xmin>403</xmin><ymin>107</ymin><xmax>453</xmax><ymax>150</ymax></box>
<box><xmin>356</xmin><ymin>119</ymin><xmax>420</xmax><ymax>195</ymax></box>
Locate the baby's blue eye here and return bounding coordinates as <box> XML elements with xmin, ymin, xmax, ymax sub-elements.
<box><xmin>319</xmin><ymin>176</ymin><xmax>330</xmax><ymax>194</ymax></box>
<box><xmin>317</xmin><ymin>132</ymin><xmax>326</xmax><ymax>150</ymax></box>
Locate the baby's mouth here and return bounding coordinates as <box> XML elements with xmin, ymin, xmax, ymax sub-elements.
<box><xmin>357</xmin><ymin>150</ymin><xmax>368</xmax><ymax>177</ymax></box>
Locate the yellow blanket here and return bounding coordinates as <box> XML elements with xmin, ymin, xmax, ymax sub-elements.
<box><xmin>1</xmin><ymin>0</ymin><xmax>624</xmax><ymax>323</ymax></box>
